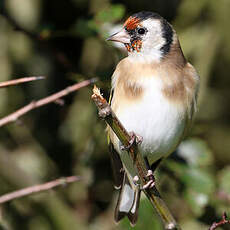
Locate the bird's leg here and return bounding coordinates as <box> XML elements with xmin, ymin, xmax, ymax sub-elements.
<box><xmin>134</xmin><ymin>133</ymin><xmax>143</xmax><ymax>145</ymax></box>
<box><xmin>142</xmin><ymin>158</ymin><xmax>162</xmax><ymax>190</ymax></box>
<box><xmin>133</xmin><ymin>175</ymin><xmax>139</xmax><ymax>185</ymax></box>
<box><xmin>142</xmin><ymin>157</ymin><xmax>155</xmax><ymax>189</ymax></box>
<box><xmin>120</xmin><ymin>131</ymin><xmax>143</xmax><ymax>150</ymax></box>
<box><xmin>132</xmin><ymin>155</ymin><xmax>162</xmax><ymax>190</ymax></box>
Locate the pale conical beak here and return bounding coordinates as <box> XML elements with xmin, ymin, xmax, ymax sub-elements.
<box><xmin>107</xmin><ymin>29</ymin><xmax>130</xmax><ymax>44</ymax></box>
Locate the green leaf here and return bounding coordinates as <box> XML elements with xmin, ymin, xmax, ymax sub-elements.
<box><xmin>73</xmin><ymin>19</ymin><xmax>97</xmax><ymax>38</ymax></box>
<box><xmin>184</xmin><ymin>189</ymin><xmax>208</xmax><ymax>216</ymax></box>
<box><xmin>96</xmin><ymin>4</ymin><xmax>125</xmax><ymax>23</ymax></box>
<box><xmin>181</xmin><ymin>167</ymin><xmax>215</xmax><ymax>194</ymax></box>
<box><xmin>218</xmin><ymin>166</ymin><xmax>230</xmax><ymax>194</ymax></box>
<box><xmin>182</xmin><ymin>167</ymin><xmax>215</xmax><ymax>216</ymax></box>
<box><xmin>165</xmin><ymin>159</ymin><xmax>215</xmax><ymax>195</ymax></box>
<box><xmin>177</xmin><ymin>138</ymin><xmax>213</xmax><ymax>167</ymax></box>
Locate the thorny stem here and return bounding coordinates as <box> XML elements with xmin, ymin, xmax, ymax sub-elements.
<box><xmin>92</xmin><ymin>85</ymin><xmax>181</xmax><ymax>230</ymax></box>
<box><xmin>209</xmin><ymin>212</ymin><xmax>230</xmax><ymax>230</ymax></box>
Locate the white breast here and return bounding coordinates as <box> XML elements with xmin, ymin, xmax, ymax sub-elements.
<box><xmin>113</xmin><ymin>77</ymin><xmax>186</xmax><ymax>164</ymax></box>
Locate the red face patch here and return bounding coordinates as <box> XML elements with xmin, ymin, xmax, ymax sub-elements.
<box><xmin>123</xmin><ymin>16</ymin><xmax>140</xmax><ymax>30</ymax></box>
<box><xmin>125</xmin><ymin>40</ymin><xmax>142</xmax><ymax>52</ymax></box>
<box><xmin>123</xmin><ymin>16</ymin><xmax>142</xmax><ymax>52</ymax></box>
<box><xmin>132</xmin><ymin>40</ymin><xmax>142</xmax><ymax>52</ymax></box>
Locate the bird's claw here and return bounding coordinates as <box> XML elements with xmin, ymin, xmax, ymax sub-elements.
<box><xmin>146</xmin><ymin>169</ymin><xmax>153</xmax><ymax>177</ymax></box>
<box><xmin>133</xmin><ymin>175</ymin><xmax>139</xmax><ymax>185</ymax></box>
<box><xmin>142</xmin><ymin>180</ymin><xmax>155</xmax><ymax>189</ymax></box>
<box><xmin>133</xmin><ymin>171</ymin><xmax>155</xmax><ymax>190</ymax></box>
<box><xmin>121</xmin><ymin>132</ymin><xmax>143</xmax><ymax>150</ymax></box>
<box><xmin>134</xmin><ymin>132</ymin><xmax>143</xmax><ymax>145</ymax></box>
<box><xmin>142</xmin><ymin>170</ymin><xmax>155</xmax><ymax>190</ymax></box>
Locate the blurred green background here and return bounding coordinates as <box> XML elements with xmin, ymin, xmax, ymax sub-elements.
<box><xmin>0</xmin><ymin>0</ymin><xmax>230</xmax><ymax>229</ymax></box>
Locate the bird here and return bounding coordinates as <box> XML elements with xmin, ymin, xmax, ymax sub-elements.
<box><xmin>106</xmin><ymin>11</ymin><xmax>199</xmax><ymax>225</ymax></box>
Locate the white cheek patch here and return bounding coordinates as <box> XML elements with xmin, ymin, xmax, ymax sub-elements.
<box><xmin>128</xmin><ymin>18</ymin><xmax>166</xmax><ymax>63</ymax></box>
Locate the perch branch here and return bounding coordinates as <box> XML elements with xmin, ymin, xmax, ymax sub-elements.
<box><xmin>91</xmin><ymin>85</ymin><xmax>181</xmax><ymax>230</ymax></box>
<box><xmin>0</xmin><ymin>78</ymin><xmax>97</xmax><ymax>127</ymax></box>
<box><xmin>0</xmin><ymin>76</ymin><xmax>45</xmax><ymax>88</ymax></box>
<box><xmin>209</xmin><ymin>212</ymin><xmax>230</xmax><ymax>230</ymax></box>
<box><xmin>0</xmin><ymin>176</ymin><xmax>80</xmax><ymax>204</ymax></box>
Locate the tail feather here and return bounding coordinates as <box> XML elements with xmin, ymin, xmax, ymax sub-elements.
<box><xmin>109</xmin><ymin>143</ymin><xmax>124</xmax><ymax>189</ymax></box>
<box><xmin>127</xmin><ymin>184</ymin><xmax>141</xmax><ymax>226</ymax></box>
<box><xmin>115</xmin><ymin>173</ymin><xmax>141</xmax><ymax>225</ymax></box>
<box><xmin>108</xmin><ymin>142</ymin><xmax>141</xmax><ymax>225</ymax></box>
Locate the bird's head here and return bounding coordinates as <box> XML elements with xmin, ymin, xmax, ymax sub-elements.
<box><xmin>107</xmin><ymin>11</ymin><xmax>175</xmax><ymax>62</ymax></box>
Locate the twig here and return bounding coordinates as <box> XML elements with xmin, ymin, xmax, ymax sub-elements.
<box><xmin>209</xmin><ymin>212</ymin><xmax>230</xmax><ymax>230</ymax></box>
<box><xmin>0</xmin><ymin>78</ymin><xmax>97</xmax><ymax>127</ymax></box>
<box><xmin>91</xmin><ymin>85</ymin><xmax>181</xmax><ymax>230</ymax></box>
<box><xmin>0</xmin><ymin>76</ymin><xmax>45</xmax><ymax>88</ymax></box>
<box><xmin>0</xmin><ymin>176</ymin><xmax>80</xmax><ymax>204</ymax></box>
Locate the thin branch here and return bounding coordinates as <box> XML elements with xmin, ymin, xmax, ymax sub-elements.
<box><xmin>0</xmin><ymin>76</ymin><xmax>45</xmax><ymax>88</ymax></box>
<box><xmin>0</xmin><ymin>78</ymin><xmax>97</xmax><ymax>127</ymax></box>
<box><xmin>0</xmin><ymin>176</ymin><xmax>80</xmax><ymax>204</ymax></box>
<box><xmin>91</xmin><ymin>85</ymin><xmax>181</xmax><ymax>230</ymax></box>
<box><xmin>209</xmin><ymin>212</ymin><xmax>230</xmax><ymax>230</ymax></box>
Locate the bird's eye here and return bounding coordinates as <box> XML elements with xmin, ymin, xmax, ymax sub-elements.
<box><xmin>137</xmin><ymin>28</ymin><xmax>146</xmax><ymax>35</ymax></box>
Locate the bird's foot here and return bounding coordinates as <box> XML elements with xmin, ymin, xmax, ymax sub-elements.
<box><xmin>121</xmin><ymin>131</ymin><xmax>143</xmax><ymax>150</ymax></box>
<box><xmin>134</xmin><ymin>132</ymin><xmax>143</xmax><ymax>145</ymax></box>
<box><xmin>142</xmin><ymin>170</ymin><xmax>155</xmax><ymax>190</ymax></box>
<box><xmin>133</xmin><ymin>171</ymin><xmax>155</xmax><ymax>190</ymax></box>
<box><xmin>133</xmin><ymin>175</ymin><xmax>139</xmax><ymax>185</ymax></box>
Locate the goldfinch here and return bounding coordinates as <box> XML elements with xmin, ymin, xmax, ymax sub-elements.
<box><xmin>107</xmin><ymin>11</ymin><xmax>199</xmax><ymax>225</ymax></box>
